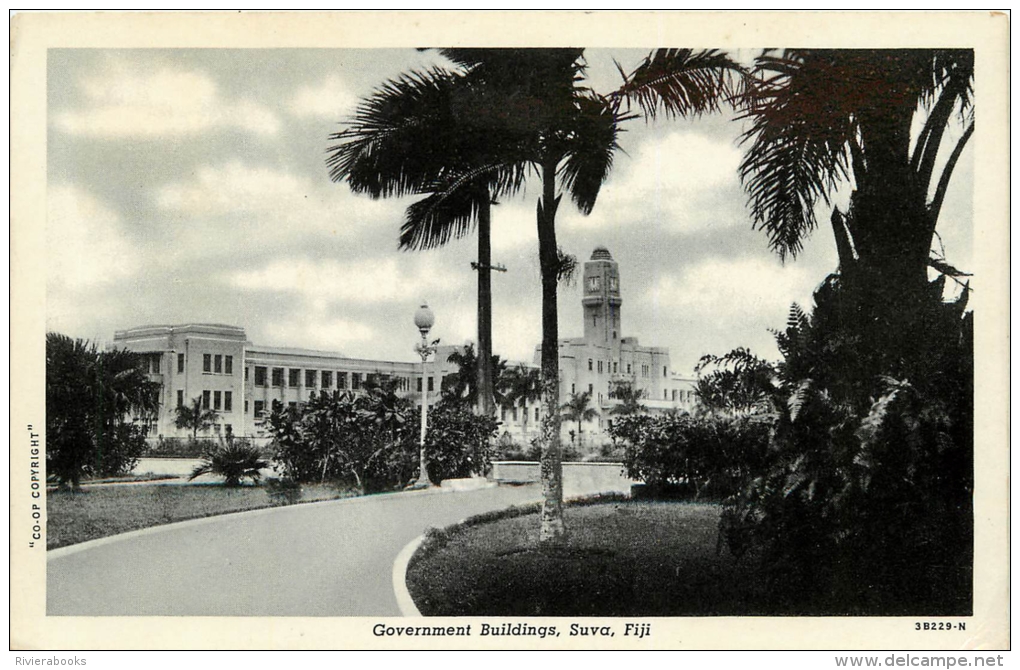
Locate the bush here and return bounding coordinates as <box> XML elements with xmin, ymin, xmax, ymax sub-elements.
<box><xmin>713</xmin><ymin>282</ymin><xmax>973</xmax><ymax>614</ymax></box>
<box><xmin>145</xmin><ymin>436</ymin><xmax>216</xmax><ymax>459</ymax></box>
<box><xmin>189</xmin><ymin>439</ymin><xmax>268</xmax><ymax>487</ymax></box>
<box><xmin>609</xmin><ymin>413</ymin><xmax>770</xmax><ymax>500</ymax></box>
<box><xmin>268</xmin><ymin>392</ymin><xmax>498</xmax><ymax>492</ymax></box>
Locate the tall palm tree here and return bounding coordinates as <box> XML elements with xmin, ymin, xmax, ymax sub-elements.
<box><xmin>499</xmin><ymin>363</ymin><xmax>543</xmax><ymax>439</ymax></box>
<box><xmin>560</xmin><ymin>391</ymin><xmax>600</xmax><ymax>446</ymax></box>
<box><xmin>329</xmin><ymin>48</ymin><xmax>743</xmax><ymax>543</ymax></box>
<box><xmin>175</xmin><ymin>396</ymin><xmax>219</xmax><ymax>441</ymax></box>
<box><xmin>739</xmin><ymin>50</ymin><xmax>974</xmax><ymax>341</ymax></box>
<box><xmin>608</xmin><ymin>381</ymin><xmax>646</xmax><ymax>416</ymax></box>
<box><xmin>442</xmin><ymin>343</ymin><xmax>508</xmax><ymax>408</ymax></box>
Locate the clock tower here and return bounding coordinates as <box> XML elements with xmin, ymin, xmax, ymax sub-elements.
<box><xmin>582</xmin><ymin>246</ymin><xmax>622</xmax><ymax>345</ymax></box>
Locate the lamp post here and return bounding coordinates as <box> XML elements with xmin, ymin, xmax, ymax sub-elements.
<box><xmin>409</xmin><ymin>302</ymin><xmax>439</xmax><ymax>489</ymax></box>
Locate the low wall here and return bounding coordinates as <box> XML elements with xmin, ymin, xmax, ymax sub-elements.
<box><xmin>490</xmin><ymin>461</ymin><xmax>636</xmax><ymax>498</ymax></box>
<box><xmin>132</xmin><ymin>458</ymin><xmax>204</xmax><ymax>477</ymax></box>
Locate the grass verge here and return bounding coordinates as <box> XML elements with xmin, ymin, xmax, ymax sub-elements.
<box><xmin>46</xmin><ymin>482</ymin><xmax>356</xmax><ymax>550</ymax></box>
<box><xmin>407</xmin><ymin>500</ymin><xmax>781</xmax><ymax>617</ymax></box>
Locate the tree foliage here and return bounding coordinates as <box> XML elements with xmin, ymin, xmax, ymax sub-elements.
<box><xmin>267</xmin><ymin>390</ymin><xmax>498</xmax><ymax>492</ymax></box>
<box><xmin>189</xmin><ymin>438</ymin><xmax>268</xmax><ymax>487</ymax></box>
<box><xmin>174</xmin><ymin>396</ymin><xmax>219</xmax><ymax>440</ymax></box>
<box><xmin>46</xmin><ymin>333</ymin><xmax>160</xmax><ymax>487</ymax></box>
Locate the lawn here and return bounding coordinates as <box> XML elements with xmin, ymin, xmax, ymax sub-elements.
<box><xmin>407</xmin><ymin>501</ymin><xmax>780</xmax><ymax>617</ymax></box>
<box><xmin>46</xmin><ymin>482</ymin><xmax>355</xmax><ymax>549</ymax></box>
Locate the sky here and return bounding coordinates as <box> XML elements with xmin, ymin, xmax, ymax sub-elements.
<box><xmin>45</xmin><ymin>48</ymin><xmax>974</xmax><ymax>375</ymax></box>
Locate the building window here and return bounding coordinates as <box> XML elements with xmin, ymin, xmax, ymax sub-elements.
<box><xmin>272</xmin><ymin>368</ymin><xmax>284</xmax><ymax>387</ymax></box>
<box><xmin>245</xmin><ymin>367</ymin><xmax>249</xmax><ymax>382</ymax></box>
<box><xmin>321</xmin><ymin>371</ymin><xmax>332</xmax><ymax>388</ymax></box>
<box><xmin>642</xmin><ymin>364</ymin><xmax>650</xmax><ymax>378</ymax></box>
<box><xmin>202</xmin><ymin>390</ymin><xmax>211</xmax><ymax>410</ymax></box>
<box><xmin>427</xmin><ymin>377</ymin><xmax>434</xmax><ymax>392</ymax></box>
<box><xmin>571</xmin><ymin>383</ymin><xmax>575</xmax><ymax>394</ymax></box>
<box><xmin>588</xmin><ymin>383</ymin><xmax>593</xmax><ymax>394</ymax></box>
<box><xmin>664</xmin><ymin>389</ymin><xmax>668</xmax><ymax>399</ymax></box>
<box><xmin>225</xmin><ymin>356</ymin><xmax>233</xmax><ymax>375</ymax></box>
<box><xmin>213</xmin><ymin>424</ymin><xmax>221</xmax><ymax>434</ymax></box>
<box><xmin>598</xmin><ymin>392</ymin><xmax>602</xmax><ymax>404</ymax></box>
<box><xmin>337</xmin><ymin>372</ymin><xmax>347</xmax><ymax>390</ymax></box>
<box><xmin>213</xmin><ymin>391</ymin><xmax>221</xmax><ymax>411</ymax></box>
<box><xmin>500</xmin><ymin>407</ymin><xmax>506</xmax><ymax>422</ymax></box>
<box><xmin>177</xmin><ymin>390</ymin><xmax>184</xmax><ymax>408</ymax></box>
<box><xmin>535</xmin><ymin>407</ymin><xmax>540</xmax><ymax>421</ymax></box>
<box><xmin>351</xmin><ymin>373</ymin><xmax>362</xmax><ymax>390</ymax></box>
<box><xmin>663</xmin><ymin>366</ymin><xmax>668</xmax><ymax>377</ymax></box>
<box><xmin>254</xmin><ymin>400</ymin><xmax>265</xmax><ymax>417</ymax></box>
<box><xmin>177</xmin><ymin>353</ymin><xmax>185</xmax><ymax>374</ymax></box>
<box><xmin>626</xmin><ymin>363</ymin><xmax>632</xmax><ymax>374</ymax></box>
<box><xmin>255</xmin><ymin>366</ymin><xmax>267</xmax><ymax>386</ymax></box>
<box><xmin>289</xmin><ymin>369</ymin><xmax>300</xmax><ymax>387</ymax></box>
<box><xmin>224</xmin><ymin>391</ymin><xmax>232</xmax><ymax>412</ymax></box>
<box><xmin>672</xmin><ymin>390</ymin><xmax>678</xmax><ymax>401</ymax></box>
<box><xmin>203</xmin><ymin>354</ymin><xmax>211</xmax><ymax>373</ymax></box>
<box><xmin>225</xmin><ymin>424</ymin><xmax>232</xmax><ymax>435</ymax></box>
<box><xmin>214</xmin><ymin>354</ymin><xmax>222</xmax><ymax>373</ymax></box>
<box><xmin>588</xmin><ymin>358</ymin><xmax>593</xmax><ymax>371</ymax></box>
<box><xmin>306</xmin><ymin>370</ymin><xmax>317</xmax><ymax>387</ymax></box>
<box><xmin>244</xmin><ymin>400</ymin><xmax>249</xmax><ymax>413</ymax></box>
<box><xmin>417</xmin><ymin>377</ymin><xmax>423</xmax><ymax>392</ymax></box>
<box><xmin>597</xmin><ymin>361</ymin><xmax>603</xmax><ymax>374</ymax></box>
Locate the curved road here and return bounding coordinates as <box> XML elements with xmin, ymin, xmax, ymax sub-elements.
<box><xmin>48</xmin><ymin>485</ymin><xmax>542</xmax><ymax>616</ymax></box>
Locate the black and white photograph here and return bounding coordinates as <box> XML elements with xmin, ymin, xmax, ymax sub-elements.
<box><xmin>10</xmin><ymin>10</ymin><xmax>1009</xmax><ymax>652</ymax></box>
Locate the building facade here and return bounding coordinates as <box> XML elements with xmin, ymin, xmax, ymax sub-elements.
<box><xmin>113</xmin><ymin>247</ymin><xmax>696</xmax><ymax>448</ymax></box>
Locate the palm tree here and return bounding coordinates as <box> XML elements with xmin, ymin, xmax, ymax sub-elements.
<box><xmin>330</xmin><ymin>48</ymin><xmax>744</xmax><ymax>543</ymax></box>
<box><xmin>175</xmin><ymin>396</ymin><xmax>218</xmax><ymax>441</ymax></box>
<box><xmin>739</xmin><ymin>49</ymin><xmax>974</xmax><ymax>365</ymax></box>
<box><xmin>608</xmin><ymin>381</ymin><xmax>646</xmax><ymax>416</ymax></box>
<box><xmin>561</xmin><ymin>391</ymin><xmax>600</xmax><ymax>447</ymax></box>
<box><xmin>442</xmin><ymin>343</ymin><xmax>508</xmax><ymax>409</ymax></box>
<box><xmin>46</xmin><ymin>333</ymin><xmax>160</xmax><ymax>488</ymax></box>
<box><xmin>499</xmin><ymin>364</ymin><xmax>543</xmax><ymax>439</ymax></box>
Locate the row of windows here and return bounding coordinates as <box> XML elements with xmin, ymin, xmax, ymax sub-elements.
<box><xmin>201</xmin><ymin>354</ymin><xmax>234</xmax><ymax>375</ymax></box>
<box><xmin>500</xmin><ymin>405</ymin><xmax>541</xmax><ymax>424</ymax></box>
<box><xmin>176</xmin><ymin>389</ymin><xmax>233</xmax><ymax>412</ymax></box>
<box><xmin>248</xmin><ymin>366</ymin><xmax>423</xmax><ymax>392</ymax></box>
<box><xmin>585</xmin><ymin>359</ymin><xmax>667</xmax><ymax>378</ymax></box>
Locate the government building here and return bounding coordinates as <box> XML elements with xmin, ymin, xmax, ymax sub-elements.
<box><xmin>113</xmin><ymin>247</ymin><xmax>697</xmax><ymax>449</ymax></box>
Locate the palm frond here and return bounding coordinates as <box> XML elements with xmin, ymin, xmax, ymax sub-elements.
<box><xmin>558</xmin><ymin>93</ymin><xmax>622</xmax><ymax>215</ymax></box>
<box><xmin>614</xmin><ymin>48</ymin><xmax>746</xmax><ymax>120</ymax></box>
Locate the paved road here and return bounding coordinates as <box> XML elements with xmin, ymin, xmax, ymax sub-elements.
<box><xmin>47</xmin><ymin>485</ymin><xmax>542</xmax><ymax>616</ymax></box>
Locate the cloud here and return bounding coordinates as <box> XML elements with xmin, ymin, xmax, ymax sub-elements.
<box><xmin>47</xmin><ymin>184</ymin><xmax>141</xmax><ymax>289</ymax></box>
<box><xmin>263</xmin><ymin>315</ymin><xmax>375</xmax><ymax>351</ymax></box>
<box><xmin>154</xmin><ymin>161</ymin><xmax>399</xmax><ymax>252</ymax></box>
<box><xmin>223</xmin><ymin>255</ymin><xmax>466</xmax><ymax>306</ymax></box>
<box><xmin>53</xmin><ymin>66</ymin><xmax>279</xmax><ymax>138</ymax></box>
<box><xmin>288</xmin><ymin>76</ymin><xmax>360</xmax><ymax>119</ymax></box>
<box><xmin>565</xmin><ymin>129</ymin><xmax>746</xmax><ymax>234</ymax></box>
<box><xmin>646</xmin><ymin>256</ymin><xmax>818</xmax><ymax>325</ymax></box>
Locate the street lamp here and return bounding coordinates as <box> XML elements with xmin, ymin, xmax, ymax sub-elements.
<box><xmin>409</xmin><ymin>302</ymin><xmax>439</xmax><ymax>489</ymax></box>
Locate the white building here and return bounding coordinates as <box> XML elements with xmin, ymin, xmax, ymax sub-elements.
<box><xmin>113</xmin><ymin>247</ymin><xmax>696</xmax><ymax>448</ymax></box>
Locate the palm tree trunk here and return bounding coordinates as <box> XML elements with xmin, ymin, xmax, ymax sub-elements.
<box><xmin>537</xmin><ymin>161</ymin><xmax>566</xmax><ymax>544</ymax></box>
<box><xmin>476</xmin><ymin>195</ymin><xmax>494</xmax><ymax>419</ymax></box>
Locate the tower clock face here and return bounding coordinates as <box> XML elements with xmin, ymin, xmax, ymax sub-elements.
<box><xmin>587</xmin><ymin>276</ymin><xmax>601</xmax><ymax>292</ymax></box>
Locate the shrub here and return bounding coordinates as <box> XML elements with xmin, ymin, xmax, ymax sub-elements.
<box><xmin>46</xmin><ymin>333</ymin><xmax>160</xmax><ymax>487</ymax></box>
<box><xmin>145</xmin><ymin>436</ymin><xmax>215</xmax><ymax>459</ymax></box>
<box><xmin>609</xmin><ymin>413</ymin><xmax>770</xmax><ymax>500</ymax></box>
<box><xmin>713</xmin><ymin>283</ymin><xmax>973</xmax><ymax>614</ymax></box>
<box><xmin>268</xmin><ymin>392</ymin><xmax>499</xmax><ymax>491</ymax></box>
<box><xmin>189</xmin><ymin>439</ymin><xmax>268</xmax><ymax>487</ymax></box>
